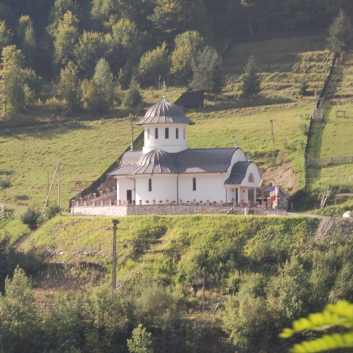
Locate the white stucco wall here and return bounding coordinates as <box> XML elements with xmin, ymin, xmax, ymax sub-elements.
<box><xmin>227</xmin><ymin>149</ymin><xmax>248</xmax><ymax>172</ymax></box>
<box><xmin>117</xmin><ymin>177</ymin><xmax>135</xmax><ymax>202</ymax></box>
<box><xmin>135</xmin><ymin>175</ymin><xmax>178</xmax><ymax>204</ymax></box>
<box><xmin>143</xmin><ymin>123</ymin><xmax>188</xmax><ymax>153</ymax></box>
<box><xmin>178</xmin><ymin>173</ymin><xmax>228</xmax><ymax>202</ymax></box>
<box><xmin>240</xmin><ymin>163</ymin><xmax>262</xmax><ymax>188</ymax></box>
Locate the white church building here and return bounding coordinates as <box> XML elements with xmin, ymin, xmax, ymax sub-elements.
<box><xmin>109</xmin><ymin>98</ymin><xmax>262</xmax><ymax>205</ymax></box>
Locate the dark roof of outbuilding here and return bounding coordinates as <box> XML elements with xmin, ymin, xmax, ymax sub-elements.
<box><xmin>225</xmin><ymin>161</ymin><xmax>252</xmax><ymax>184</ymax></box>
<box><xmin>109</xmin><ymin>148</ymin><xmax>238</xmax><ymax>176</ymax></box>
<box><xmin>136</xmin><ymin>99</ymin><xmax>195</xmax><ymax>125</ymax></box>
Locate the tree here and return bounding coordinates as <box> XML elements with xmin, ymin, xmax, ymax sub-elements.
<box><xmin>83</xmin><ymin>58</ymin><xmax>115</xmax><ymax>112</ymax></box>
<box><xmin>0</xmin><ymin>45</ymin><xmax>26</xmax><ymax>114</ymax></box>
<box><xmin>240</xmin><ymin>55</ymin><xmax>261</xmax><ymax>103</ymax></box>
<box><xmin>137</xmin><ymin>42</ymin><xmax>170</xmax><ymax>87</ymax></box>
<box><xmin>327</xmin><ymin>9</ymin><xmax>353</xmax><ymax>61</ymax></box>
<box><xmin>53</xmin><ymin>11</ymin><xmax>79</xmax><ymax>70</ymax></box>
<box><xmin>127</xmin><ymin>324</ymin><xmax>153</xmax><ymax>353</ymax></box>
<box><xmin>17</xmin><ymin>16</ymin><xmax>37</xmax><ymax>69</ymax></box>
<box><xmin>170</xmin><ymin>30</ymin><xmax>204</xmax><ymax>84</ymax></box>
<box><xmin>56</xmin><ymin>61</ymin><xmax>82</xmax><ymax>112</ymax></box>
<box><xmin>20</xmin><ymin>208</ymin><xmax>41</xmax><ymax>230</ymax></box>
<box><xmin>0</xmin><ymin>177</ymin><xmax>11</xmax><ymax>198</ymax></box>
<box><xmin>47</xmin><ymin>0</ymin><xmax>79</xmax><ymax>37</ymax></box>
<box><xmin>0</xmin><ymin>21</ymin><xmax>12</xmax><ymax>51</ymax></box>
<box><xmin>191</xmin><ymin>46</ymin><xmax>223</xmax><ymax>100</ymax></box>
<box><xmin>123</xmin><ymin>80</ymin><xmax>142</xmax><ymax>108</ymax></box>
<box><xmin>74</xmin><ymin>31</ymin><xmax>106</xmax><ymax>77</ymax></box>
<box><xmin>0</xmin><ymin>267</ymin><xmax>41</xmax><ymax>353</ymax></box>
<box><xmin>280</xmin><ymin>300</ymin><xmax>353</xmax><ymax>352</ymax></box>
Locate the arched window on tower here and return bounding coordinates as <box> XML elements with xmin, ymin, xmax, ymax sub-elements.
<box><xmin>193</xmin><ymin>177</ymin><xmax>196</xmax><ymax>191</ymax></box>
<box><xmin>155</xmin><ymin>128</ymin><xmax>158</xmax><ymax>139</ymax></box>
<box><xmin>149</xmin><ymin>178</ymin><xmax>152</xmax><ymax>191</ymax></box>
<box><xmin>176</xmin><ymin>128</ymin><xmax>179</xmax><ymax>139</ymax></box>
<box><xmin>183</xmin><ymin>128</ymin><xmax>185</xmax><ymax>139</ymax></box>
<box><xmin>165</xmin><ymin>127</ymin><xmax>169</xmax><ymax>139</ymax></box>
<box><xmin>147</xmin><ymin>129</ymin><xmax>150</xmax><ymax>139</ymax></box>
<box><xmin>248</xmin><ymin>173</ymin><xmax>254</xmax><ymax>182</ymax></box>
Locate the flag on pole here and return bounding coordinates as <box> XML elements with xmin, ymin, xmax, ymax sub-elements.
<box><xmin>269</xmin><ymin>186</ymin><xmax>276</xmax><ymax>201</ymax></box>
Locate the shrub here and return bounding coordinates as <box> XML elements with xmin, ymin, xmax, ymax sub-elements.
<box><xmin>45</xmin><ymin>204</ymin><xmax>60</xmax><ymax>220</ymax></box>
<box><xmin>298</xmin><ymin>80</ymin><xmax>308</xmax><ymax>95</ymax></box>
<box><xmin>123</xmin><ymin>81</ymin><xmax>142</xmax><ymax>108</ymax></box>
<box><xmin>21</xmin><ymin>208</ymin><xmax>41</xmax><ymax>230</ymax></box>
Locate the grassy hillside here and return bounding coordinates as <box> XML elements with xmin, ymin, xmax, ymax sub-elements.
<box><xmin>0</xmin><ymin>34</ymin><xmax>348</xmax><ymax>238</ymax></box>
<box><xmin>14</xmin><ymin>214</ymin><xmax>353</xmax><ymax>352</ymax></box>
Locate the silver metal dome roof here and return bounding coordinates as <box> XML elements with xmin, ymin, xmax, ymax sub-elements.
<box><xmin>136</xmin><ymin>99</ymin><xmax>195</xmax><ymax>125</ymax></box>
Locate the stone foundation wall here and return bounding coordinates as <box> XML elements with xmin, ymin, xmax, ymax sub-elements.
<box><xmin>71</xmin><ymin>204</ymin><xmax>287</xmax><ymax>217</ymax></box>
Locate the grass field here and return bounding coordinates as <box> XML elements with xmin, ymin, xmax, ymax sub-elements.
<box><xmin>1</xmin><ymin>33</ymin><xmax>350</xmax><ymax>238</ymax></box>
<box><xmin>0</xmin><ymin>118</ymin><xmax>143</xmax><ymax>209</ymax></box>
<box><xmin>222</xmin><ymin>35</ymin><xmax>332</xmax><ymax>104</ymax></box>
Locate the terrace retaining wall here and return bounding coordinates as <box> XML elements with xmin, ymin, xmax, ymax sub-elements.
<box><xmin>71</xmin><ymin>204</ymin><xmax>287</xmax><ymax>217</ymax></box>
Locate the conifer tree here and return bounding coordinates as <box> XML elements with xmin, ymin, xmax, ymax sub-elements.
<box><xmin>240</xmin><ymin>55</ymin><xmax>261</xmax><ymax>103</ymax></box>
<box><xmin>83</xmin><ymin>58</ymin><xmax>115</xmax><ymax>113</ymax></box>
<box><xmin>57</xmin><ymin>61</ymin><xmax>82</xmax><ymax>112</ymax></box>
<box><xmin>328</xmin><ymin>9</ymin><xmax>353</xmax><ymax>61</ymax></box>
<box><xmin>123</xmin><ymin>80</ymin><xmax>142</xmax><ymax>108</ymax></box>
<box><xmin>0</xmin><ymin>21</ymin><xmax>12</xmax><ymax>52</ymax></box>
<box><xmin>191</xmin><ymin>46</ymin><xmax>223</xmax><ymax>101</ymax></box>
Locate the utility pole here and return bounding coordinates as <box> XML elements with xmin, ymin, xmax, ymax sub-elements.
<box><xmin>130</xmin><ymin>115</ymin><xmax>134</xmax><ymax>151</ymax></box>
<box><xmin>270</xmin><ymin>120</ymin><xmax>275</xmax><ymax>144</ymax></box>
<box><xmin>112</xmin><ymin>219</ymin><xmax>119</xmax><ymax>300</ymax></box>
<box><xmin>58</xmin><ymin>160</ymin><xmax>61</xmax><ymax>209</ymax></box>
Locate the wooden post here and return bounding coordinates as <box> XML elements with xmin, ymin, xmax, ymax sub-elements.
<box><xmin>202</xmin><ymin>267</ymin><xmax>205</xmax><ymax>314</ymax></box>
<box><xmin>112</xmin><ymin>219</ymin><xmax>119</xmax><ymax>300</ymax></box>
<box><xmin>58</xmin><ymin>160</ymin><xmax>61</xmax><ymax>209</ymax></box>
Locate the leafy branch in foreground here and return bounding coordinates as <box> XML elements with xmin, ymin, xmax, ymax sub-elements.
<box><xmin>280</xmin><ymin>300</ymin><xmax>353</xmax><ymax>352</ymax></box>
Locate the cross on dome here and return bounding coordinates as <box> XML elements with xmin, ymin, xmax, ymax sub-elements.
<box><xmin>162</xmin><ymin>80</ymin><xmax>167</xmax><ymax>101</ymax></box>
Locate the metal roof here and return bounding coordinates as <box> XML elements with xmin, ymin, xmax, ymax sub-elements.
<box><xmin>225</xmin><ymin>161</ymin><xmax>252</xmax><ymax>184</ymax></box>
<box><xmin>109</xmin><ymin>148</ymin><xmax>238</xmax><ymax>176</ymax></box>
<box><xmin>136</xmin><ymin>99</ymin><xmax>195</xmax><ymax>125</ymax></box>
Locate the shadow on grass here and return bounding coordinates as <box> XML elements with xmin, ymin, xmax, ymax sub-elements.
<box><xmin>0</xmin><ymin>120</ymin><xmax>94</xmax><ymax>140</ymax></box>
<box><xmin>184</xmin><ymin>95</ymin><xmax>296</xmax><ymax>114</ymax></box>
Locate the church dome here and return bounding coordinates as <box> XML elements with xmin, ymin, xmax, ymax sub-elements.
<box><xmin>136</xmin><ymin>99</ymin><xmax>195</xmax><ymax>125</ymax></box>
<box><xmin>136</xmin><ymin>149</ymin><xmax>178</xmax><ymax>174</ymax></box>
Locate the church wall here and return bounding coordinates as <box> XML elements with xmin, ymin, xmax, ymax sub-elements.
<box><xmin>240</xmin><ymin>163</ymin><xmax>262</xmax><ymax>188</ymax></box>
<box><xmin>117</xmin><ymin>178</ymin><xmax>135</xmax><ymax>203</ymax></box>
<box><xmin>143</xmin><ymin>123</ymin><xmax>188</xmax><ymax>153</ymax></box>
<box><xmin>227</xmin><ymin>149</ymin><xmax>247</xmax><ymax>171</ymax></box>
<box><xmin>178</xmin><ymin>174</ymin><xmax>227</xmax><ymax>202</ymax></box>
<box><xmin>135</xmin><ymin>175</ymin><xmax>178</xmax><ymax>204</ymax></box>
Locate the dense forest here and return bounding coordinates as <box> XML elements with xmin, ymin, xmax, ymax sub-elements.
<box><xmin>0</xmin><ymin>0</ymin><xmax>352</xmax><ymax>116</ymax></box>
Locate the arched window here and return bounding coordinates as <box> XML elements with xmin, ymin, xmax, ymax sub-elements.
<box><xmin>155</xmin><ymin>128</ymin><xmax>158</xmax><ymax>139</ymax></box>
<box><xmin>147</xmin><ymin>129</ymin><xmax>150</xmax><ymax>139</ymax></box>
<box><xmin>165</xmin><ymin>127</ymin><xmax>169</xmax><ymax>139</ymax></box>
<box><xmin>248</xmin><ymin>173</ymin><xmax>254</xmax><ymax>182</ymax></box>
<box><xmin>176</xmin><ymin>128</ymin><xmax>179</xmax><ymax>139</ymax></box>
<box><xmin>149</xmin><ymin>178</ymin><xmax>152</xmax><ymax>192</ymax></box>
<box><xmin>183</xmin><ymin>128</ymin><xmax>186</xmax><ymax>139</ymax></box>
<box><xmin>193</xmin><ymin>177</ymin><xmax>196</xmax><ymax>191</ymax></box>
